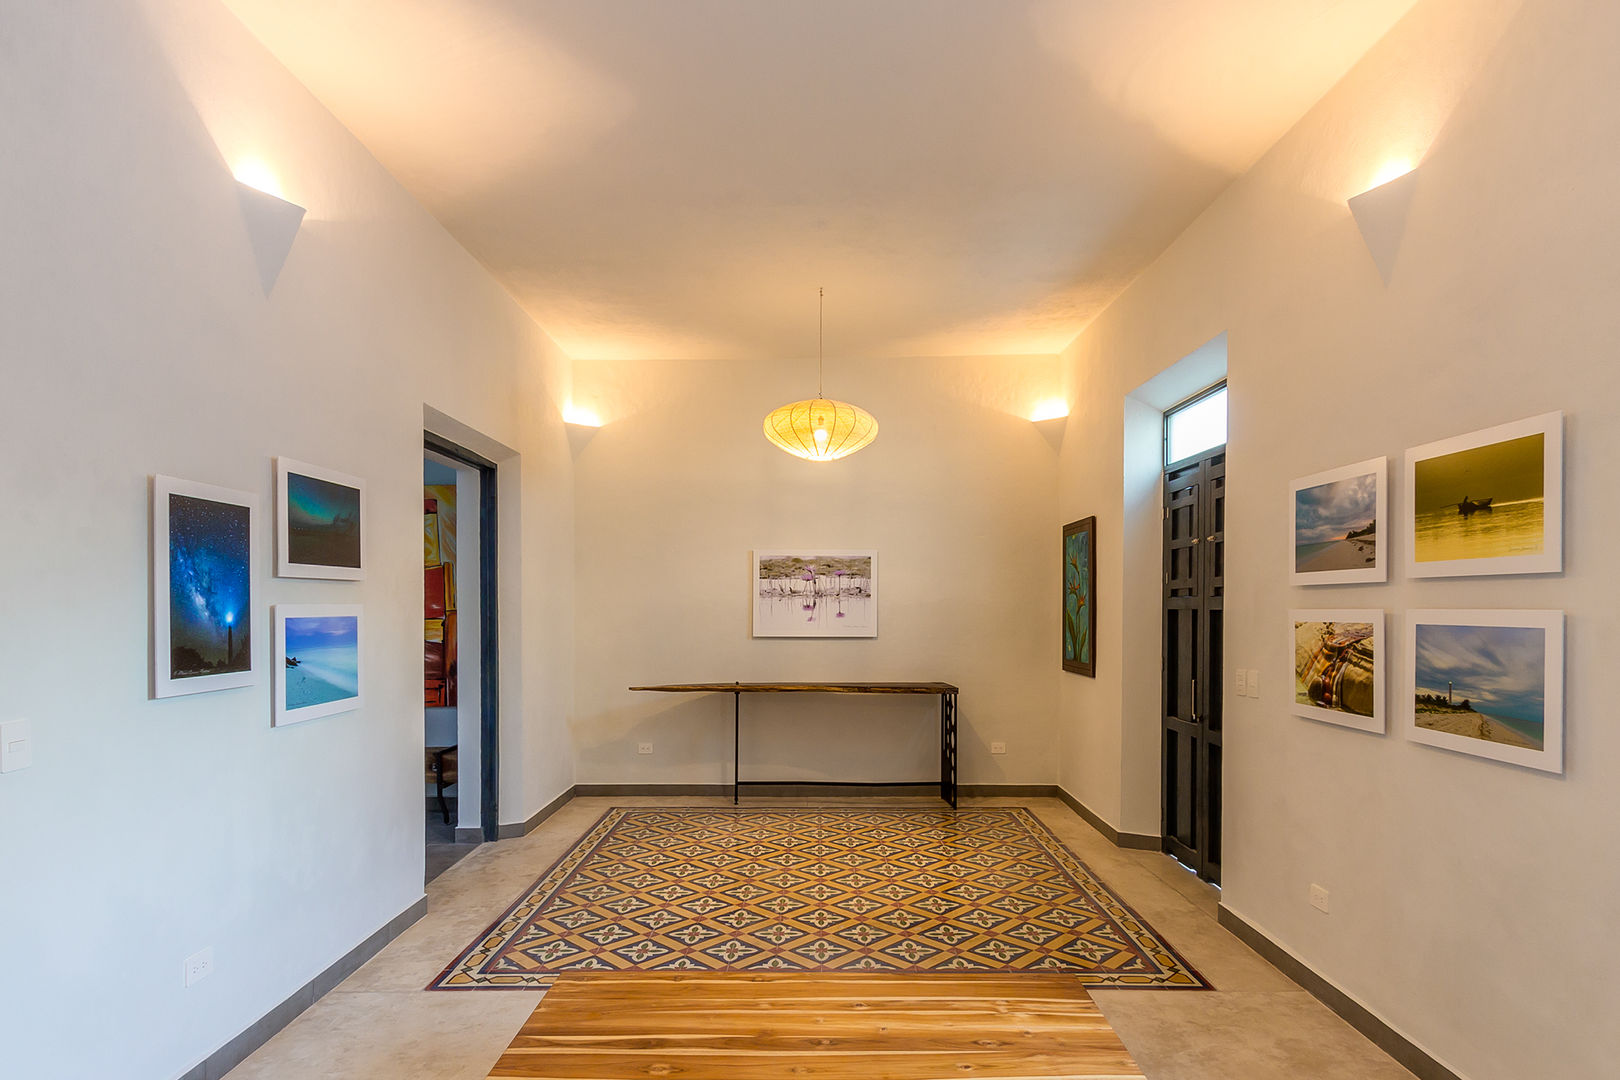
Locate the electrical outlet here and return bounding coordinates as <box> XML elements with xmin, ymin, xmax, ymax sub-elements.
<box><xmin>1234</xmin><ymin>669</ymin><xmax>1248</xmax><ymax>697</ymax></box>
<box><xmin>989</xmin><ymin>742</ymin><xmax>1007</xmax><ymax>755</ymax></box>
<box><xmin>636</xmin><ymin>742</ymin><xmax>653</xmax><ymax>755</ymax></box>
<box><xmin>1309</xmin><ymin>884</ymin><xmax>1330</xmax><ymax>914</ymax></box>
<box><xmin>1247</xmin><ymin>669</ymin><xmax>1260</xmax><ymax>697</ymax></box>
<box><xmin>184</xmin><ymin>947</ymin><xmax>215</xmax><ymax>987</ymax></box>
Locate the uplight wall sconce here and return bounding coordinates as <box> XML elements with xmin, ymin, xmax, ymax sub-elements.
<box><xmin>233</xmin><ymin>162</ymin><xmax>305</xmax><ymax>294</ymax></box>
<box><xmin>1030</xmin><ymin>400</ymin><xmax>1069</xmax><ymax>451</ymax></box>
<box><xmin>563</xmin><ymin>404</ymin><xmax>603</xmax><ymax>458</ymax></box>
<box><xmin>1348</xmin><ymin>162</ymin><xmax>1420</xmax><ymax>285</ymax></box>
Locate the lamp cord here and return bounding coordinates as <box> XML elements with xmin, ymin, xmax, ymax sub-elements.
<box><xmin>818</xmin><ymin>286</ymin><xmax>824</xmax><ymax>399</ymax></box>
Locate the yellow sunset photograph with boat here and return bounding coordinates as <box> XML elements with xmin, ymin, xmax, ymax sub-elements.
<box><xmin>1290</xmin><ymin>611</ymin><xmax>1384</xmax><ymax>733</ymax></box>
<box><xmin>1405</xmin><ymin>412</ymin><xmax>1562</xmax><ymax>577</ymax></box>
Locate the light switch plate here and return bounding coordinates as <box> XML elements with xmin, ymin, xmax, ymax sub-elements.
<box><xmin>0</xmin><ymin>720</ymin><xmax>31</xmax><ymax>773</ymax></box>
<box><xmin>1234</xmin><ymin>669</ymin><xmax>1248</xmax><ymax>697</ymax></box>
<box><xmin>1247</xmin><ymin>669</ymin><xmax>1260</xmax><ymax>697</ymax></box>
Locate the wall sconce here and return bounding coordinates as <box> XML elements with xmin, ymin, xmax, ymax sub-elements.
<box><xmin>563</xmin><ymin>404</ymin><xmax>602</xmax><ymax>457</ymax></box>
<box><xmin>1030</xmin><ymin>400</ymin><xmax>1069</xmax><ymax>451</ymax></box>
<box><xmin>1348</xmin><ymin>162</ymin><xmax>1420</xmax><ymax>285</ymax></box>
<box><xmin>233</xmin><ymin>163</ymin><xmax>305</xmax><ymax>294</ymax></box>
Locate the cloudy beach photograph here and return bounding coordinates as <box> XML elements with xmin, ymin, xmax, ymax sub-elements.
<box><xmin>1290</xmin><ymin>458</ymin><xmax>1385</xmax><ymax>584</ymax></box>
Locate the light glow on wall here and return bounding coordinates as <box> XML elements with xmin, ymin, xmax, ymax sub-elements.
<box><xmin>232</xmin><ymin>158</ymin><xmax>285</xmax><ymax>200</ymax></box>
<box><xmin>1030</xmin><ymin>399</ymin><xmax>1069</xmax><ymax>422</ymax></box>
<box><xmin>1363</xmin><ymin>156</ymin><xmax>1417</xmax><ymax>195</ymax></box>
<box><xmin>563</xmin><ymin>403</ymin><xmax>603</xmax><ymax>427</ymax></box>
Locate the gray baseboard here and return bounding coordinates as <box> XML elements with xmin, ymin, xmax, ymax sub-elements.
<box><xmin>178</xmin><ymin>895</ymin><xmax>428</xmax><ymax>1080</ymax></box>
<box><xmin>1052</xmin><ymin>786</ymin><xmax>1160</xmax><ymax>849</ymax></box>
<box><xmin>1218</xmin><ymin>906</ymin><xmax>1461</xmax><ymax>1080</ymax></box>
<box><xmin>495</xmin><ymin>784</ymin><xmax>578</xmax><ymax>839</ymax></box>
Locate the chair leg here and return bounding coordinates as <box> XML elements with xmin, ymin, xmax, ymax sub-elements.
<box><xmin>437</xmin><ymin>782</ymin><xmax>450</xmax><ymax>825</ymax></box>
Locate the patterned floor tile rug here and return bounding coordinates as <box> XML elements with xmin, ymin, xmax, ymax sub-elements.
<box><xmin>430</xmin><ymin>807</ymin><xmax>1209</xmax><ymax>991</ymax></box>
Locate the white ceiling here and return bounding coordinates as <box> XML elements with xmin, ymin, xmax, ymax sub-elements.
<box><xmin>224</xmin><ymin>0</ymin><xmax>1419</xmax><ymax>361</ymax></box>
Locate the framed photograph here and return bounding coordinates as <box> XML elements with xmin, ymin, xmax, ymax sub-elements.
<box><xmin>1290</xmin><ymin>458</ymin><xmax>1386</xmax><ymax>585</ymax></box>
<box><xmin>1289</xmin><ymin>610</ymin><xmax>1383</xmax><ymax>733</ymax></box>
<box><xmin>152</xmin><ymin>475</ymin><xmax>259</xmax><ymax>699</ymax></box>
<box><xmin>752</xmin><ymin>551</ymin><xmax>876</xmax><ymax>638</ymax></box>
<box><xmin>274</xmin><ymin>604</ymin><xmax>363</xmax><ymax>726</ymax></box>
<box><xmin>1405</xmin><ymin>610</ymin><xmax>1563</xmax><ymax>774</ymax></box>
<box><xmin>276</xmin><ymin>457</ymin><xmax>366</xmax><ymax>580</ymax></box>
<box><xmin>1404</xmin><ymin>412</ymin><xmax>1562</xmax><ymax>578</ymax></box>
<box><xmin>1062</xmin><ymin>517</ymin><xmax>1096</xmax><ymax>676</ymax></box>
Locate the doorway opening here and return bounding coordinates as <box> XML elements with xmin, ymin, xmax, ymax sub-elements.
<box><xmin>423</xmin><ymin>432</ymin><xmax>500</xmax><ymax>883</ymax></box>
<box><xmin>1161</xmin><ymin>382</ymin><xmax>1226</xmax><ymax>884</ymax></box>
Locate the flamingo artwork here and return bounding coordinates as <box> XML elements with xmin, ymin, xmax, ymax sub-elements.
<box><xmin>753</xmin><ymin>552</ymin><xmax>877</xmax><ymax>638</ymax></box>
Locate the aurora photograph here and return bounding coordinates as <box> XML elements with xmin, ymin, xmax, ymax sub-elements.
<box><xmin>286</xmin><ymin>470</ymin><xmax>362</xmax><ymax>569</ymax></box>
<box><xmin>168</xmin><ymin>492</ymin><xmax>251</xmax><ymax>679</ymax></box>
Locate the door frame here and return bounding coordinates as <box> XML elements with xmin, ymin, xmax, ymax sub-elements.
<box><xmin>424</xmin><ymin>432</ymin><xmax>501</xmax><ymax>844</ymax></box>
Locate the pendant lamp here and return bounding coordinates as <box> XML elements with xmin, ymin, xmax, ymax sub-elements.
<box><xmin>763</xmin><ymin>289</ymin><xmax>878</xmax><ymax>461</ymax></box>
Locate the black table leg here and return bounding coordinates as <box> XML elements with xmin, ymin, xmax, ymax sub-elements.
<box><xmin>940</xmin><ymin>692</ymin><xmax>958</xmax><ymax>809</ymax></box>
<box><xmin>733</xmin><ymin>690</ymin><xmax>740</xmax><ymax>805</ymax></box>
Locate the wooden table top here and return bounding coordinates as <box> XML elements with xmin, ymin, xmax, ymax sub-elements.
<box><xmin>630</xmin><ymin>681</ymin><xmax>959</xmax><ymax>694</ymax></box>
<box><xmin>486</xmin><ymin>971</ymin><xmax>1145</xmax><ymax>1079</ymax></box>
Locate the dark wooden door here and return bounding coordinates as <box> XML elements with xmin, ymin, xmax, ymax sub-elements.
<box><xmin>1162</xmin><ymin>447</ymin><xmax>1224</xmax><ymax>883</ymax></box>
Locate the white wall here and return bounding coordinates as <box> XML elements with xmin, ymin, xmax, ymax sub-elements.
<box><xmin>0</xmin><ymin>2</ymin><xmax>573</xmax><ymax>1077</ymax></box>
<box><xmin>1055</xmin><ymin>0</ymin><xmax>1620</xmax><ymax>1076</ymax></box>
<box><xmin>571</xmin><ymin>355</ymin><xmax>1061</xmax><ymax>788</ymax></box>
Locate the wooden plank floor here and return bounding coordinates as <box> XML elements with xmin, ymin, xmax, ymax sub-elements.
<box><xmin>486</xmin><ymin>971</ymin><xmax>1146</xmax><ymax>1079</ymax></box>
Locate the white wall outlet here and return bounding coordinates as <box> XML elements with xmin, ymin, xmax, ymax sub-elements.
<box><xmin>989</xmin><ymin>741</ymin><xmax>1007</xmax><ymax>755</ymax></box>
<box><xmin>1247</xmin><ymin>669</ymin><xmax>1260</xmax><ymax>697</ymax></box>
<box><xmin>636</xmin><ymin>742</ymin><xmax>653</xmax><ymax>755</ymax></box>
<box><xmin>1309</xmin><ymin>884</ymin><xmax>1331</xmax><ymax>914</ymax></box>
<box><xmin>184</xmin><ymin>947</ymin><xmax>215</xmax><ymax>987</ymax></box>
<box><xmin>1234</xmin><ymin>669</ymin><xmax>1249</xmax><ymax>697</ymax></box>
<box><xmin>0</xmin><ymin>720</ymin><xmax>32</xmax><ymax>773</ymax></box>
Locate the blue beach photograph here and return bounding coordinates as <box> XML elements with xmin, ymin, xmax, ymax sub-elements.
<box><xmin>284</xmin><ymin>615</ymin><xmax>360</xmax><ymax>711</ymax></box>
<box><xmin>168</xmin><ymin>493</ymin><xmax>251</xmax><ymax>679</ymax></box>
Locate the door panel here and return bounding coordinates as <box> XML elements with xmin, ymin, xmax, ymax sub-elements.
<box><xmin>1162</xmin><ymin>447</ymin><xmax>1225</xmax><ymax>884</ymax></box>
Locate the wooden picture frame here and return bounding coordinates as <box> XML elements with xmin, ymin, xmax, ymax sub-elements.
<box><xmin>152</xmin><ymin>475</ymin><xmax>259</xmax><ymax>699</ymax></box>
<box><xmin>276</xmin><ymin>457</ymin><xmax>366</xmax><ymax>580</ymax></box>
<box><xmin>1062</xmin><ymin>517</ymin><xmax>1096</xmax><ymax>676</ymax></box>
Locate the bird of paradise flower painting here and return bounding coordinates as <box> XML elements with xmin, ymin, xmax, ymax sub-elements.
<box><xmin>1063</xmin><ymin>517</ymin><xmax>1095</xmax><ymax>676</ymax></box>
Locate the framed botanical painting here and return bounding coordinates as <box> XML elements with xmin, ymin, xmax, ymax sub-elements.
<box><xmin>152</xmin><ymin>475</ymin><xmax>258</xmax><ymax>698</ymax></box>
<box><xmin>752</xmin><ymin>551</ymin><xmax>876</xmax><ymax>638</ymax></box>
<box><xmin>1405</xmin><ymin>610</ymin><xmax>1563</xmax><ymax>774</ymax></box>
<box><xmin>276</xmin><ymin>457</ymin><xmax>366</xmax><ymax>580</ymax></box>
<box><xmin>1289</xmin><ymin>610</ymin><xmax>1383</xmax><ymax>733</ymax></box>
<box><xmin>1062</xmin><ymin>517</ymin><xmax>1095</xmax><ymax>676</ymax></box>
<box><xmin>1290</xmin><ymin>457</ymin><xmax>1386</xmax><ymax>585</ymax></box>
<box><xmin>274</xmin><ymin>604</ymin><xmax>363</xmax><ymax>726</ymax></box>
<box><xmin>1404</xmin><ymin>412</ymin><xmax>1562</xmax><ymax>578</ymax></box>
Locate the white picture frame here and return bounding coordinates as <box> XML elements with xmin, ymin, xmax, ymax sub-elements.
<box><xmin>1405</xmin><ymin>609</ymin><xmax>1564</xmax><ymax>774</ymax></box>
<box><xmin>1404</xmin><ymin>412</ymin><xmax>1562</xmax><ymax>578</ymax></box>
<box><xmin>274</xmin><ymin>604</ymin><xmax>364</xmax><ymax>726</ymax></box>
<box><xmin>752</xmin><ymin>550</ymin><xmax>877</xmax><ymax>638</ymax></box>
<box><xmin>276</xmin><ymin>457</ymin><xmax>366</xmax><ymax>580</ymax></box>
<box><xmin>152</xmin><ymin>475</ymin><xmax>259</xmax><ymax>699</ymax></box>
<box><xmin>1289</xmin><ymin>610</ymin><xmax>1384</xmax><ymax>733</ymax></box>
<box><xmin>1290</xmin><ymin>457</ymin><xmax>1387</xmax><ymax>585</ymax></box>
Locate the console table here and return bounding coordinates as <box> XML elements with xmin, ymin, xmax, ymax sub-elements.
<box><xmin>627</xmin><ymin>682</ymin><xmax>959</xmax><ymax>807</ymax></box>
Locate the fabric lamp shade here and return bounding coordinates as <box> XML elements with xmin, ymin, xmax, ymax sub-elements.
<box><xmin>763</xmin><ymin>397</ymin><xmax>878</xmax><ymax>461</ymax></box>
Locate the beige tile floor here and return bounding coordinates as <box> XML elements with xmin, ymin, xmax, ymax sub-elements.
<box><xmin>225</xmin><ymin>796</ymin><xmax>1416</xmax><ymax>1079</ymax></box>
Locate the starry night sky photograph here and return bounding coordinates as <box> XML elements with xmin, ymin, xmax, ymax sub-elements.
<box><xmin>286</xmin><ymin>471</ymin><xmax>362</xmax><ymax>568</ymax></box>
<box><xmin>169</xmin><ymin>493</ymin><xmax>251</xmax><ymax>678</ymax></box>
